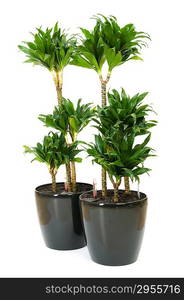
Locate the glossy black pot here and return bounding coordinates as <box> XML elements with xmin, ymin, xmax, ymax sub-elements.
<box><xmin>35</xmin><ymin>182</ymin><xmax>92</xmax><ymax>250</ymax></box>
<box><xmin>80</xmin><ymin>190</ymin><xmax>147</xmax><ymax>266</ymax></box>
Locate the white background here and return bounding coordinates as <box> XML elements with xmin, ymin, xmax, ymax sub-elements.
<box><xmin>0</xmin><ymin>0</ymin><xmax>184</xmax><ymax>277</ymax></box>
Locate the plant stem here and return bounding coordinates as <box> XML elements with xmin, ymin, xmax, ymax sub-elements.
<box><xmin>52</xmin><ymin>70</ymin><xmax>63</xmax><ymax>105</ymax></box>
<box><xmin>124</xmin><ymin>176</ymin><xmax>130</xmax><ymax>193</ymax></box>
<box><xmin>71</xmin><ymin>161</ymin><xmax>77</xmax><ymax>192</ymax></box>
<box><xmin>106</xmin><ymin>72</ymin><xmax>111</xmax><ymax>84</ymax></box>
<box><xmin>64</xmin><ymin>133</ymin><xmax>73</xmax><ymax>192</ymax></box>
<box><xmin>49</xmin><ymin>168</ymin><xmax>57</xmax><ymax>193</ymax></box>
<box><xmin>109</xmin><ymin>175</ymin><xmax>121</xmax><ymax>203</ymax></box>
<box><xmin>100</xmin><ymin>73</ymin><xmax>111</xmax><ymax>197</ymax></box>
<box><xmin>65</xmin><ymin>163</ymin><xmax>72</xmax><ymax>192</ymax></box>
<box><xmin>113</xmin><ymin>183</ymin><xmax>119</xmax><ymax>203</ymax></box>
<box><xmin>101</xmin><ymin>79</ymin><xmax>107</xmax><ymax>107</ymax></box>
<box><xmin>70</xmin><ymin>135</ymin><xmax>77</xmax><ymax>193</ymax></box>
<box><xmin>101</xmin><ymin>167</ymin><xmax>107</xmax><ymax>197</ymax></box>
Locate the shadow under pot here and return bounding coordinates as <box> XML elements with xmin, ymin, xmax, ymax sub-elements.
<box><xmin>80</xmin><ymin>190</ymin><xmax>148</xmax><ymax>266</ymax></box>
<box><xmin>35</xmin><ymin>182</ymin><xmax>92</xmax><ymax>250</ymax></box>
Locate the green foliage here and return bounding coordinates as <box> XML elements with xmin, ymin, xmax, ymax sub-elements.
<box><xmin>39</xmin><ymin>98</ymin><xmax>95</xmax><ymax>141</ymax></box>
<box><xmin>86</xmin><ymin>87</ymin><xmax>157</xmax><ymax>183</ymax></box>
<box><xmin>87</xmin><ymin>132</ymin><xmax>154</xmax><ymax>183</ymax></box>
<box><xmin>71</xmin><ymin>21</ymin><xmax>105</xmax><ymax>73</ymax></box>
<box><xmin>18</xmin><ymin>22</ymin><xmax>77</xmax><ymax>72</ymax></box>
<box><xmin>24</xmin><ymin>132</ymin><xmax>82</xmax><ymax>170</ymax></box>
<box><xmin>95</xmin><ymin>15</ymin><xmax>150</xmax><ymax>71</ymax></box>
<box><xmin>94</xmin><ymin>88</ymin><xmax>157</xmax><ymax>136</ymax></box>
<box><xmin>71</xmin><ymin>14</ymin><xmax>150</xmax><ymax>74</ymax></box>
<box><xmin>39</xmin><ymin>105</ymin><xmax>68</xmax><ymax>134</ymax></box>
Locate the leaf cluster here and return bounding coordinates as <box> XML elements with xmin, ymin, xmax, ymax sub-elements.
<box><xmin>71</xmin><ymin>14</ymin><xmax>150</xmax><ymax>73</ymax></box>
<box><xmin>24</xmin><ymin>132</ymin><xmax>82</xmax><ymax>171</ymax></box>
<box><xmin>87</xmin><ymin>133</ymin><xmax>153</xmax><ymax>182</ymax></box>
<box><xmin>94</xmin><ymin>88</ymin><xmax>157</xmax><ymax>137</ymax></box>
<box><xmin>71</xmin><ymin>21</ymin><xmax>105</xmax><ymax>73</ymax></box>
<box><xmin>87</xmin><ymin>88</ymin><xmax>156</xmax><ymax>182</ymax></box>
<box><xmin>18</xmin><ymin>22</ymin><xmax>77</xmax><ymax>71</ymax></box>
<box><xmin>39</xmin><ymin>98</ymin><xmax>95</xmax><ymax>141</ymax></box>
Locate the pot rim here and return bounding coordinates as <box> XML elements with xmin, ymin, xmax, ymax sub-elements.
<box><xmin>35</xmin><ymin>182</ymin><xmax>93</xmax><ymax>197</ymax></box>
<box><xmin>79</xmin><ymin>189</ymin><xmax>147</xmax><ymax>207</ymax></box>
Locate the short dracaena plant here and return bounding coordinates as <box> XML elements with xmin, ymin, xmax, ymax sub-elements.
<box><xmin>71</xmin><ymin>14</ymin><xmax>150</xmax><ymax>196</ymax></box>
<box><xmin>18</xmin><ymin>22</ymin><xmax>77</xmax><ymax>104</ymax></box>
<box><xmin>87</xmin><ymin>132</ymin><xmax>154</xmax><ymax>203</ymax></box>
<box><xmin>38</xmin><ymin>98</ymin><xmax>95</xmax><ymax>192</ymax></box>
<box><xmin>24</xmin><ymin>132</ymin><xmax>82</xmax><ymax>193</ymax></box>
<box><xmin>93</xmin><ymin>88</ymin><xmax>157</xmax><ymax>193</ymax></box>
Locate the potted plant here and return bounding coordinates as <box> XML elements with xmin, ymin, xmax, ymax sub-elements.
<box><xmin>19</xmin><ymin>23</ymin><xmax>94</xmax><ymax>250</ymax></box>
<box><xmin>24</xmin><ymin>130</ymin><xmax>92</xmax><ymax>250</ymax></box>
<box><xmin>80</xmin><ymin>88</ymin><xmax>157</xmax><ymax>265</ymax></box>
<box><xmin>71</xmin><ymin>14</ymin><xmax>150</xmax><ymax>196</ymax></box>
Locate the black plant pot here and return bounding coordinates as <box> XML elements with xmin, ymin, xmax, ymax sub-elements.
<box><xmin>35</xmin><ymin>182</ymin><xmax>92</xmax><ymax>250</ymax></box>
<box><xmin>80</xmin><ymin>190</ymin><xmax>147</xmax><ymax>266</ymax></box>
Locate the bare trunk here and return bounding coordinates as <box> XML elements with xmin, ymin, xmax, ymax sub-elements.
<box><xmin>49</xmin><ymin>168</ymin><xmax>57</xmax><ymax>193</ymax></box>
<box><xmin>101</xmin><ymin>80</ymin><xmax>107</xmax><ymax>107</ymax></box>
<box><xmin>106</xmin><ymin>72</ymin><xmax>111</xmax><ymax>84</ymax></box>
<box><xmin>52</xmin><ymin>70</ymin><xmax>63</xmax><ymax>105</ymax></box>
<box><xmin>99</xmin><ymin>73</ymin><xmax>111</xmax><ymax>106</ymax></box>
<box><xmin>124</xmin><ymin>176</ymin><xmax>130</xmax><ymax>193</ymax></box>
<box><xmin>71</xmin><ymin>161</ymin><xmax>77</xmax><ymax>193</ymax></box>
<box><xmin>109</xmin><ymin>175</ymin><xmax>121</xmax><ymax>203</ymax></box>
<box><xmin>65</xmin><ymin>163</ymin><xmax>72</xmax><ymax>192</ymax></box>
<box><xmin>101</xmin><ymin>79</ymin><xmax>107</xmax><ymax>197</ymax></box>
<box><xmin>99</xmin><ymin>73</ymin><xmax>111</xmax><ymax>197</ymax></box>
<box><xmin>101</xmin><ymin>168</ymin><xmax>107</xmax><ymax>197</ymax></box>
<box><xmin>56</xmin><ymin>86</ymin><xmax>62</xmax><ymax>104</ymax></box>
<box><xmin>113</xmin><ymin>183</ymin><xmax>119</xmax><ymax>203</ymax></box>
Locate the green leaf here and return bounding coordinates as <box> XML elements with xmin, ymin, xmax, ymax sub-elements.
<box><xmin>71</xmin><ymin>56</ymin><xmax>94</xmax><ymax>69</ymax></box>
<box><xmin>81</xmin><ymin>52</ymin><xmax>100</xmax><ymax>72</ymax></box>
<box><xmin>18</xmin><ymin>45</ymin><xmax>31</xmax><ymax>54</ymax></box>
<box><xmin>54</xmin><ymin>22</ymin><xmax>58</xmax><ymax>32</ymax></box>
<box><xmin>105</xmin><ymin>47</ymin><xmax>122</xmax><ymax>71</ymax></box>
<box><xmin>80</xmin><ymin>28</ymin><xmax>93</xmax><ymax>39</ymax></box>
<box><xmin>23</xmin><ymin>145</ymin><xmax>32</xmax><ymax>153</ymax></box>
<box><xmin>133</xmin><ymin>167</ymin><xmax>151</xmax><ymax>175</ymax></box>
<box><xmin>74</xmin><ymin>157</ymin><xmax>82</xmax><ymax>163</ymax></box>
<box><xmin>128</xmin><ymin>56</ymin><xmax>143</xmax><ymax>61</ymax></box>
<box><xmin>69</xmin><ymin>117</ymin><xmax>79</xmax><ymax>132</ymax></box>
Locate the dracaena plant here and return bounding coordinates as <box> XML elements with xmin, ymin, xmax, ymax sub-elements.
<box><xmin>87</xmin><ymin>132</ymin><xmax>154</xmax><ymax>203</ymax></box>
<box><xmin>24</xmin><ymin>132</ymin><xmax>82</xmax><ymax>193</ymax></box>
<box><xmin>71</xmin><ymin>14</ymin><xmax>150</xmax><ymax>196</ymax></box>
<box><xmin>93</xmin><ymin>88</ymin><xmax>157</xmax><ymax>192</ymax></box>
<box><xmin>18</xmin><ymin>22</ymin><xmax>77</xmax><ymax>104</ymax></box>
<box><xmin>38</xmin><ymin>98</ymin><xmax>95</xmax><ymax>192</ymax></box>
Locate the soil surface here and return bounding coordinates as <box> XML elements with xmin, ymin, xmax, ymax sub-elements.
<box><xmin>36</xmin><ymin>183</ymin><xmax>92</xmax><ymax>195</ymax></box>
<box><xmin>80</xmin><ymin>190</ymin><xmax>146</xmax><ymax>204</ymax></box>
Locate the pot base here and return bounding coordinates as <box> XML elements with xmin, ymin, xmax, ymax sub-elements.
<box><xmin>35</xmin><ymin>182</ymin><xmax>92</xmax><ymax>250</ymax></box>
<box><xmin>91</xmin><ymin>256</ymin><xmax>137</xmax><ymax>266</ymax></box>
<box><xmin>80</xmin><ymin>190</ymin><xmax>147</xmax><ymax>266</ymax></box>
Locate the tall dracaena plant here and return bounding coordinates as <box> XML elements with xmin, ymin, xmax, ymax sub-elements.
<box><xmin>38</xmin><ymin>98</ymin><xmax>95</xmax><ymax>192</ymax></box>
<box><xmin>18</xmin><ymin>22</ymin><xmax>77</xmax><ymax>105</ymax></box>
<box><xmin>71</xmin><ymin>14</ymin><xmax>150</xmax><ymax>197</ymax></box>
<box><xmin>94</xmin><ymin>88</ymin><xmax>157</xmax><ymax>193</ymax></box>
<box><xmin>23</xmin><ymin>132</ymin><xmax>82</xmax><ymax>193</ymax></box>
